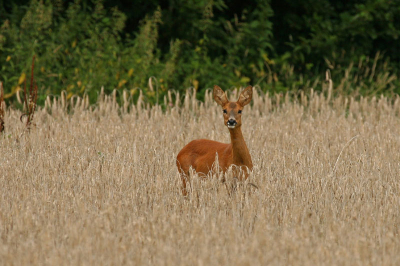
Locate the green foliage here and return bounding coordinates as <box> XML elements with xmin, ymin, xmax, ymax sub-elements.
<box><xmin>0</xmin><ymin>0</ymin><xmax>399</xmax><ymax>105</ymax></box>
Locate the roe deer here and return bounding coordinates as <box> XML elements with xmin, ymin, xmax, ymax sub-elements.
<box><xmin>176</xmin><ymin>85</ymin><xmax>253</xmax><ymax>195</ymax></box>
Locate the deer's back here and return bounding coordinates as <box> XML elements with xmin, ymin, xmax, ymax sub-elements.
<box><xmin>176</xmin><ymin>139</ymin><xmax>233</xmax><ymax>176</ymax></box>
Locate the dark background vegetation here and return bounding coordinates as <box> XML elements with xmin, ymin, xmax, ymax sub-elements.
<box><xmin>0</xmin><ymin>0</ymin><xmax>399</xmax><ymax>105</ymax></box>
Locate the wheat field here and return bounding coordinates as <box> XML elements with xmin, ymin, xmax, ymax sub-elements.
<box><xmin>1</xmin><ymin>88</ymin><xmax>400</xmax><ymax>265</ymax></box>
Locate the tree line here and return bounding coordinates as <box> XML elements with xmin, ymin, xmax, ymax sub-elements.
<box><xmin>1</xmin><ymin>0</ymin><xmax>399</xmax><ymax>105</ymax></box>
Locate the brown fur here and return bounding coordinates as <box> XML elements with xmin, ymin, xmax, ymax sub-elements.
<box><xmin>176</xmin><ymin>85</ymin><xmax>253</xmax><ymax>196</ymax></box>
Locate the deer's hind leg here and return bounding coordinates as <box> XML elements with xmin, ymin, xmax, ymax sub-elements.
<box><xmin>179</xmin><ymin>171</ymin><xmax>191</xmax><ymax>197</ymax></box>
<box><xmin>176</xmin><ymin>159</ymin><xmax>191</xmax><ymax>197</ymax></box>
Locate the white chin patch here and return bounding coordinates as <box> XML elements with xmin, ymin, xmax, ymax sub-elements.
<box><xmin>227</xmin><ymin>125</ymin><xmax>236</xmax><ymax>129</ymax></box>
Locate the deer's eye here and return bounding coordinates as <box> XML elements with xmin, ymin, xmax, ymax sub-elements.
<box><xmin>223</xmin><ymin>109</ymin><xmax>227</xmax><ymax>114</ymax></box>
<box><xmin>238</xmin><ymin>110</ymin><xmax>242</xmax><ymax>114</ymax></box>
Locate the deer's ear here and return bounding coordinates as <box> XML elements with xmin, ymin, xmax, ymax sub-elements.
<box><xmin>213</xmin><ymin>85</ymin><xmax>228</xmax><ymax>106</ymax></box>
<box><xmin>238</xmin><ymin>85</ymin><xmax>253</xmax><ymax>106</ymax></box>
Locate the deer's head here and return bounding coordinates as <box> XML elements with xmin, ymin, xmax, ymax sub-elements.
<box><xmin>213</xmin><ymin>85</ymin><xmax>253</xmax><ymax>129</ymax></box>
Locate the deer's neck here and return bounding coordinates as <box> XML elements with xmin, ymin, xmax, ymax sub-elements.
<box><xmin>229</xmin><ymin>126</ymin><xmax>253</xmax><ymax>168</ymax></box>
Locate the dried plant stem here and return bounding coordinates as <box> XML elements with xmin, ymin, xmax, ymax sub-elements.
<box><xmin>20</xmin><ymin>56</ymin><xmax>38</xmax><ymax>131</ymax></box>
<box><xmin>332</xmin><ymin>135</ymin><xmax>360</xmax><ymax>175</ymax></box>
<box><xmin>0</xmin><ymin>81</ymin><xmax>4</xmax><ymax>133</ymax></box>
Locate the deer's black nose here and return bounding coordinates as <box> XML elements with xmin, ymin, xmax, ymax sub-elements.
<box><xmin>227</xmin><ymin>119</ymin><xmax>237</xmax><ymax>125</ymax></box>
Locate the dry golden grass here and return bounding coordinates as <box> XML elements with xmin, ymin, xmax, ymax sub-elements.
<box><xmin>1</xmin><ymin>88</ymin><xmax>400</xmax><ymax>265</ymax></box>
